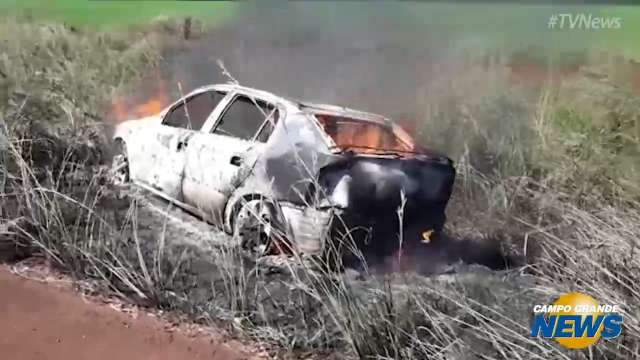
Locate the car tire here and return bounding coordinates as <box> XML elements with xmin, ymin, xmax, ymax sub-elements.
<box><xmin>110</xmin><ymin>140</ymin><xmax>130</xmax><ymax>186</ymax></box>
<box><xmin>232</xmin><ymin>197</ymin><xmax>294</xmax><ymax>259</ymax></box>
<box><xmin>232</xmin><ymin>198</ymin><xmax>277</xmax><ymax>258</ymax></box>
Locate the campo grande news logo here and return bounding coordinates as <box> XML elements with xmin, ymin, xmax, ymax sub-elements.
<box><xmin>530</xmin><ymin>292</ymin><xmax>623</xmax><ymax>349</ymax></box>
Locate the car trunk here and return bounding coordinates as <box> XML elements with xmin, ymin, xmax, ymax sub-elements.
<box><xmin>316</xmin><ymin>154</ymin><xmax>456</xmax><ymax>262</ymax></box>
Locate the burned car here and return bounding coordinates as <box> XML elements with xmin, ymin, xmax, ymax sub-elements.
<box><xmin>112</xmin><ymin>84</ymin><xmax>455</xmax><ymax>260</ymax></box>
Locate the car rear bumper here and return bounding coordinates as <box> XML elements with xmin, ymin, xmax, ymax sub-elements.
<box><xmin>280</xmin><ymin>203</ymin><xmax>336</xmax><ymax>254</ymax></box>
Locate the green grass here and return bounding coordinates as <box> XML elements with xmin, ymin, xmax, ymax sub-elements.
<box><xmin>404</xmin><ymin>4</ymin><xmax>640</xmax><ymax>56</ymax></box>
<box><xmin>2</xmin><ymin>1</ymin><xmax>638</xmax><ymax>57</ymax></box>
<box><xmin>267</xmin><ymin>3</ymin><xmax>640</xmax><ymax>59</ymax></box>
<box><xmin>0</xmin><ymin>0</ymin><xmax>238</xmax><ymax>28</ymax></box>
<box><xmin>599</xmin><ymin>6</ymin><xmax>640</xmax><ymax>56</ymax></box>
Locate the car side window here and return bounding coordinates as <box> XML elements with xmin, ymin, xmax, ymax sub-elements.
<box><xmin>163</xmin><ymin>91</ymin><xmax>226</xmax><ymax>130</ymax></box>
<box><xmin>255</xmin><ymin>108</ymin><xmax>279</xmax><ymax>143</ymax></box>
<box><xmin>213</xmin><ymin>95</ymin><xmax>277</xmax><ymax>141</ymax></box>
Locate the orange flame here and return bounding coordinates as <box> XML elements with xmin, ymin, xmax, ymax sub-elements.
<box><xmin>109</xmin><ymin>76</ymin><xmax>170</xmax><ymax>123</ymax></box>
<box><xmin>134</xmin><ymin>97</ymin><xmax>166</xmax><ymax>117</ymax></box>
<box><xmin>316</xmin><ymin>114</ymin><xmax>416</xmax><ymax>154</ymax></box>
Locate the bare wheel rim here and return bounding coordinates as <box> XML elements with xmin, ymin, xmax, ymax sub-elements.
<box><xmin>234</xmin><ymin>199</ymin><xmax>273</xmax><ymax>258</ymax></box>
<box><xmin>110</xmin><ymin>143</ymin><xmax>129</xmax><ymax>186</ymax></box>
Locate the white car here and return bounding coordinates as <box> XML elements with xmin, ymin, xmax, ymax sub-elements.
<box><xmin>112</xmin><ymin>84</ymin><xmax>455</xmax><ymax>260</ymax></box>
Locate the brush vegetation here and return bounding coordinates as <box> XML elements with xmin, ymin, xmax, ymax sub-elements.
<box><xmin>1</xmin><ymin>18</ymin><xmax>639</xmax><ymax>360</ymax></box>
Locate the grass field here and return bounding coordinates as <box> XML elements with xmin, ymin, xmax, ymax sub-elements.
<box><xmin>0</xmin><ymin>0</ymin><xmax>238</xmax><ymax>28</ymax></box>
<box><xmin>2</xmin><ymin>1</ymin><xmax>638</xmax><ymax>56</ymax></box>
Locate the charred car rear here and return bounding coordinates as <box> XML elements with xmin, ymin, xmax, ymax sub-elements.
<box><xmin>112</xmin><ymin>84</ymin><xmax>455</xmax><ymax>259</ymax></box>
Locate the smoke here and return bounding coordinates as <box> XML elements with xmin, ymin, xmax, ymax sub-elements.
<box><xmin>152</xmin><ymin>2</ymin><xmax>487</xmax><ymax>121</ymax></box>
<box><xmin>353</xmin><ymin>225</ymin><xmax>518</xmax><ymax>276</ymax></box>
<box><xmin>124</xmin><ymin>3</ymin><xmax>605</xmax><ymax>125</ymax></box>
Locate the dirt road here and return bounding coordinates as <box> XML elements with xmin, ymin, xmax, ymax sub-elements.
<box><xmin>0</xmin><ymin>266</ymin><xmax>263</xmax><ymax>360</ymax></box>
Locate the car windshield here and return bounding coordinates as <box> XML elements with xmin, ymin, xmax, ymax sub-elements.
<box><xmin>314</xmin><ymin>114</ymin><xmax>415</xmax><ymax>154</ymax></box>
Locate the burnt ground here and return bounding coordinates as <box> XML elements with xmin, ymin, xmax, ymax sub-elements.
<box><xmin>126</xmin><ymin>185</ymin><xmax>515</xmax><ymax>277</ymax></box>
<box><xmin>0</xmin><ymin>264</ymin><xmax>268</xmax><ymax>360</ymax></box>
<box><xmin>114</xmin><ymin>186</ymin><xmax>527</xmax><ymax>355</ymax></box>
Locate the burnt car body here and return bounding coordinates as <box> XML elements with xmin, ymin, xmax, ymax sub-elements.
<box><xmin>113</xmin><ymin>84</ymin><xmax>455</xmax><ymax>259</ymax></box>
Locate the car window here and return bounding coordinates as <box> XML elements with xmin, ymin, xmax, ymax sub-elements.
<box><xmin>255</xmin><ymin>108</ymin><xmax>279</xmax><ymax>143</ymax></box>
<box><xmin>213</xmin><ymin>95</ymin><xmax>276</xmax><ymax>141</ymax></box>
<box><xmin>163</xmin><ymin>91</ymin><xmax>226</xmax><ymax>130</ymax></box>
<box><xmin>315</xmin><ymin>114</ymin><xmax>415</xmax><ymax>153</ymax></box>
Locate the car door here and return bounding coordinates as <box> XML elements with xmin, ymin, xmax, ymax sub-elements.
<box><xmin>181</xmin><ymin>92</ymin><xmax>280</xmax><ymax>223</ymax></box>
<box><xmin>145</xmin><ymin>89</ymin><xmax>227</xmax><ymax>201</ymax></box>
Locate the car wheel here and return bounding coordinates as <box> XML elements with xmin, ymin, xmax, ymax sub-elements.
<box><xmin>232</xmin><ymin>198</ymin><xmax>278</xmax><ymax>258</ymax></box>
<box><xmin>110</xmin><ymin>140</ymin><xmax>130</xmax><ymax>186</ymax></box>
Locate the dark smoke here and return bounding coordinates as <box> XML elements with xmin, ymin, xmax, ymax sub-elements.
<box><xmin>357</xmin><ymin>232</ymin><xmax>521</xmax><ymax>276</ymax></box>
<box><xmin>153</xmin><ymin>2</ymin><xmax>479</xmax><ymax>121</ymax></box>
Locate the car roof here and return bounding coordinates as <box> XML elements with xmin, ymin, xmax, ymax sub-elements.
<box><xmin>298</xmin><ymin>102</ymin><xmax>390</xmax><ymax>125</ymax></box>
<box><xmin>187</xmin><ymin>83</ymin><xmax>392</xmax><ymax>126</ymax></box>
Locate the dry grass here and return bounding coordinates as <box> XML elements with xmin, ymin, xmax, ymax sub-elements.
<box><xmin>1</xmin><ymin>18</ymin><xmax>639</xmax><ymax>360</ymax></box>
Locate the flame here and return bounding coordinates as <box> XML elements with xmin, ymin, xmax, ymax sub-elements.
<box><xmin>109</xmin><ymin>75</ymin><xmax>170</xmax><ymax>123</ymax></box>
<box><xmin>317</xmin><ymin>114</ymin><xmax>416</xmax><ymax>154</ymax></box>
<box><xmin>134</xmin><ymin>97</ymin><xmax>166</xmax><ymax>117</ymax></box>
<box><xmin>421</xmin><ymin>230</ymin><xmax>433</xmax><ymax>244</ymax></box>
<box><xmin>110</xmin><ymin>97</ymin><xmax>128</xmax><ymax>122</ymax></box>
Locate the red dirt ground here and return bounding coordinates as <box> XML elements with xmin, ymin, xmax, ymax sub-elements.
<box><xmin>0</xmin><ymin>266</ymin><xmax>265</xmax><ymax>360</ymax></box>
